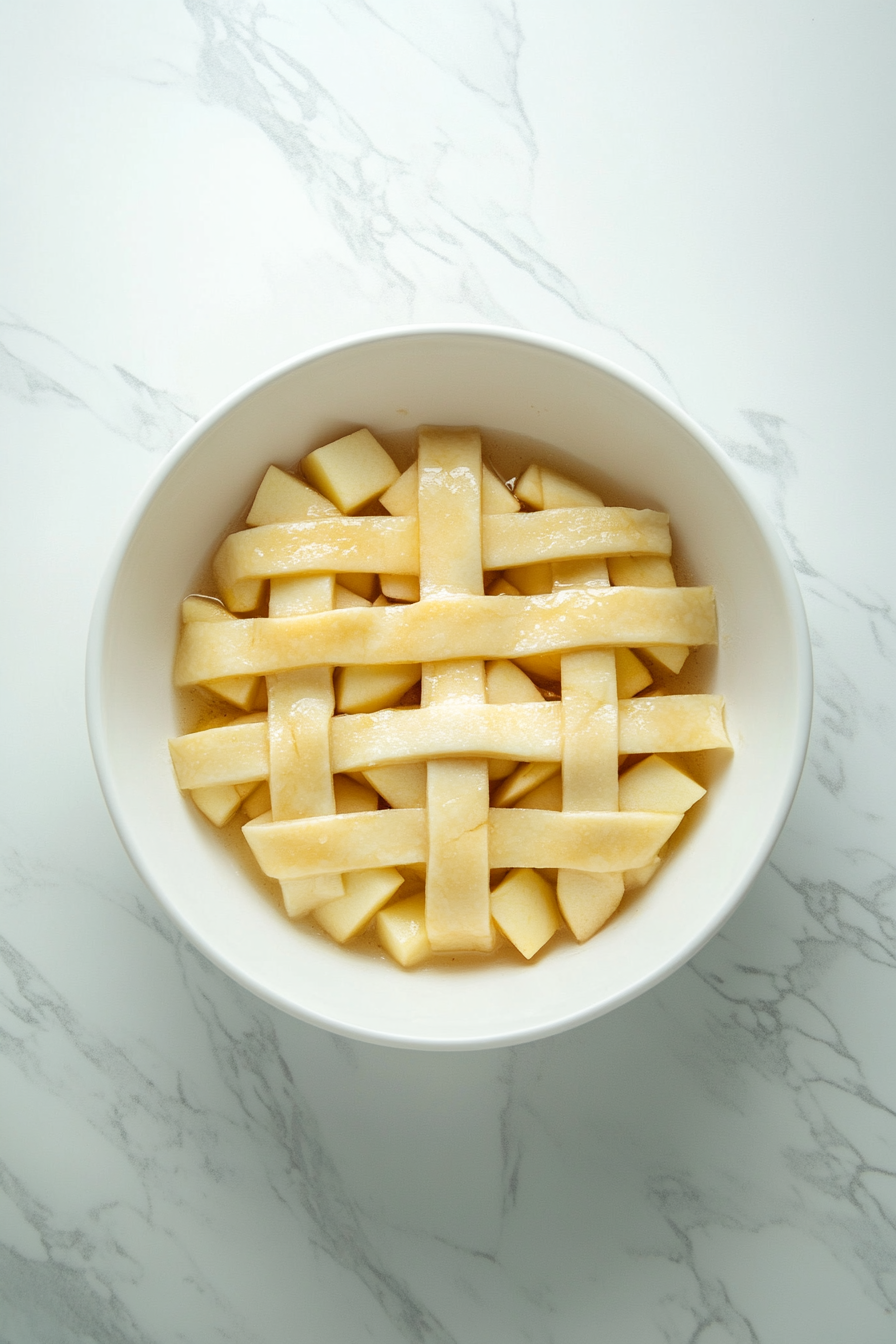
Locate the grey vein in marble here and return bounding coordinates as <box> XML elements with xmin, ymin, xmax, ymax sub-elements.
<box><xmin>4</xmin><ymin>4</ymin><xmax>896</xmax><ymax>1340</ymax></box>
<box><xmin>0</xmin><ymin>845</ymin><xmax>459</xmax><ymax>1343</ymax></box>
<box><xmin>179</xmin><ymin>0</ymin><xmax>679</xmax><ymax>396</ymax></box>
<box><xmin>0</xmin><ymin>309</ymin><xmax>194</xmax><ymax>455</ymax></box>
<box><xmin>686</xmin><ymin>886</ymin><xmax>896</xmax><ymax>1310</ymax></box>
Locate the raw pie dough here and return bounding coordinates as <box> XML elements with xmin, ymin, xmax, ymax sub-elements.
<box><xmin>170</xmin><ymin>427</ymin><xmax>730</xmax><ymax>965</ymax></box>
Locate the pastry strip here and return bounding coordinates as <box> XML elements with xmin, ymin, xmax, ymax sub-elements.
<box><xmin>484</xmin><ymin>508</ymin><xmax>670</xmax><ymax>569</ymax></box>
<box><xmin>168</xmin><ymin>695</ymin><xmax>730</xmax><ymax>789</ymax></box>
<box><xmin>244</xmin><ymin>808</ymin><xmax>428</xmax><ymax>877</ymax></box>
<box><xmin>417</xmin><ymin>427</ymin><xmax>492</xmax><ymax>952</ymax></box>
<box><xmin>561</xmin><ymin>650</ymin><xmax>619</xmax><ymax>813</ymax></box>
<box><xmin>175</xmin><ymin>587</ymin><xmax>718</xmax><ymax>684</ymax></box>
<box><xmin>213</xmin><ymin>509</ymin><xmax>672</xmax><ymax>609</ymax></box>
<box><xmin>267</xmin><ymin>570</ymin><xmax>343</xmax><ymax>915</ymax></box>
<box><xmin>488</xmin><ymin>809</ymin><xmax>682</xmax><ymax>873</ymax></box>
<box><xmin>558</xmin><ymin>649</ymin><xmax>625</xmax><ymax>938</ymax></box>
<box><xmin>242</xmin><ymin>808</ymin><xmax>681</xmax><ymax>879</ymax></box>
<box><xmin>215</xmin><ymin>516</ymin><xmax>418</xmax><ymax>610</ymax></box>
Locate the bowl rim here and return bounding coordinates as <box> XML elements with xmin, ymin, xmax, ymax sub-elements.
<box><xmin>86</xmin><ymin>323</ymin><xmax>813</xmax><ymax>1049</ymax></box>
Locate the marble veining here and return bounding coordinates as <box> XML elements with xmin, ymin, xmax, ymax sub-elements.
<box><xmin>183</xmin><ymin>0</ymin><xmax>679</xmax><ymax>395</ymax></box>
<box><xmin>0</xmin><ymin>310</ymin><xmax>194</xmax><ymax>456</ymax></box>
<box><xmin>2</xmin><ymin>0</ymin><xmax>895</xmax><ymax>1340</ymax></box>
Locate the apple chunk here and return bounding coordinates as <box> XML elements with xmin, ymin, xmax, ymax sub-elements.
<box><xmin>504</xmin><ymin>562</ymin><xmax>553</xmax><ymax>595</ymax></box>
<box><xmin>362</xmin><ymin>763</ymin><xmax>427</xmax><ymax>809</ymax></box>
<box><xmin>247</xmin><ymin>465</ymin><xmax>338</xmax><ymax>525</ymax></box>
<box><xmin>335</xmin><ymin>664</ymin><xmax>421</xmax><ymax>713</ymax></box>
<box><xmin>515</xmin><ymin>463</ymin><xmax>604</xmax><ymax>510</ymax></box>
<box><xmin>556</xmin><ymin>870</ymin><xmax>624</xmax><ymax>942</ymax></box>
<box><xmin>380</xmin><ymin>574</ymin><xmax>420</xmax><ymax>602</ymax></box>
<box><xmin>377</xmin><ymin>892</ymin><xmax>432</xmax><ymax>967</ymax></box>
<box><xmin>485</xmin><ymin>659</ymin><xmax>543</xmax><ymax>704</ymax></box>
<box><xmin>314</xmin><ymin>868</ymin><xmax>404</xmax><ymax>943</ymax></box>
<box><xmin>242</xmin><ymin>781</ymin><xmax>271</xmax><ymax>819</ymax></box>
<box><xmin>614</xmin><ymin>647</ymin><xmax>652</xmax><ymax>698</ymax></box>
<box><xmin>191</xmin><ymin>780</ymin><xmax>256</xmax><ymax>827</ymax></box>
<box><xmin>333</xmin><ymin>774</ymin><xmax>380</xmax><ymax>812</ymax></box>
<box><xmin>302</xmin><ymin>428</ymin><xmax>399</xmax><ymax>514</ymax></box>
<box><xmin>514</xmin><ymin>773</ymin><xmax>563</xmax><ymax>810</ymax></box>
<box><xmin>492</xmin><ymin>762</ymin><xmax>559</xmax><ymax>808</ymax></box>
<box><xmin>334</xmin><ymin>584</ymin><xmax>371</xmax><ymax>609</ymax></box>
<box><xmin>618</xmin><ymin>755</ymin><xmax>706</xmax><ymax>812</ymax></box>
<box><xmin>490</xmin><ymin>868</ymin><xmax>560</xmax><ymax>959</ymax></box>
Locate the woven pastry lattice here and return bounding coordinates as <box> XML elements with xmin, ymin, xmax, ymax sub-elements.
<box><xmin>171</xmin><ymin>427</ymin><xmax>724</xmax><ymax>953</ymax></box>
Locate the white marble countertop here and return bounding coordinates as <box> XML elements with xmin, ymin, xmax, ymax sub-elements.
<box><xmin>3</xmin><ymin>3</ymin><xmax>895</xmax><ymax>1340</ymax></box>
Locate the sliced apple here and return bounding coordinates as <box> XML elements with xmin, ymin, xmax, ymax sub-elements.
<box><xmin>618</xmin><ymin>755</ymin><xmax>706</xmax><ymax>812</ymax></box>
<box><xmin>485</xmin><ymin>659</ymin><xmax>544</xmax><ymax>705</ymax></box>
<box><xmin>314</xmin><ymin>867</ymin><xmax>404</xmax><ymax>943</ymax></box>
<box><xmin>334</xmin><ymin>584</ymin><xmax>371</xmax><ymax>610</ymax></box>
<box><xmin>301</xmin><ymin>428</ymin><xmax>399</xmax><ymax>514</ymax></box>
<box><xmin>362</xmin><ymin>762</ymin><xmax>427</xmax><ymax>809</ymax></box>
<box><xmin>333</xmin><ymin>774</ymin><xmax>380</xmax><ymax>813</ymax></box>
<box><xmin>377</xmin><ymin>892</ymin><xmax>432</xmax><ymax>967</ymax></box>
<box><xmin>614</xmin><ymin>647</ymin><xmax>652</xmax><ymax>699</ymax></box>
<box><xmin>490</xmin><ymin>868</ymin><xmax>560</xmax><ymax>959</ymax></box>
<box><xmin>247</xmin><ymin>465</ymin><xmax>338</xmax><ymax>525</ymax></box>
<box><xmin>335</xmin><ymin>664</ymin><xmax>421</xmax><ymax>714</ymax></box>
<box><xmin>514</xmin><ymin>773</ymin><xmax>563</xmax><ymax>811</ymax></box>
<box><xmin>556</xmin><ymin>870</ymin><xmax>625</xmax><ymax>941</ymax></box>
<box><xmin>379</xmin><ymin>574</ymin><xmax>420</xmax><ymax>602</ymax></box>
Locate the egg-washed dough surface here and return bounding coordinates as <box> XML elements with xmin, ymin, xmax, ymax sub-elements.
<box><xmin>171</xmin><ymin>426</ymin><xmax>730</xmax><ymax>965</ymax></box>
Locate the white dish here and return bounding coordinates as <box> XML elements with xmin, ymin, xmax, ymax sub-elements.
<box><xmin>86</xmin><ymin>326</ymin><xmax>812</xmax><ymax>1050</ymax></box>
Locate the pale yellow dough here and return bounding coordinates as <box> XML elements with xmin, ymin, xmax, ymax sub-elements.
<box><xmin>172</xmin><ymin>425</ymin><xmax>729</xmax><ymax>968</ymax></box>
<box><xmin>417</xmin><ymin>427</ymin><xmax>492</xmax><ymax>953</ymax></box>
<box><xmin>168</xmin><ymin>695</ymin><xmax>729</xmax><ymax>790</ymax></box>
<box><xmin>175</xmin><ymin>587</ymin><xmax>718</xmax><ymax>684</ymax></box>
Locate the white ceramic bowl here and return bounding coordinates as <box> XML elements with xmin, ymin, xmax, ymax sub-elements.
<box><xmin>87</xmin><ymin>327</ymin><xmax>811</xmax><ymax>1050</ymax></box>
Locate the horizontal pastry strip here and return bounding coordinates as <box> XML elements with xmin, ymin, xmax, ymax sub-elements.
<box><xmin>175</xmin><ymin>587</ymin><xmax>717</xmax><ymax>685</ymax></box>
<box><xmin>215</xmin><ymin>517</ymin><xmax>419</xmax><ymax>608</ymax></box>
<box><xmin>244</xmin><ymin>808</ymin><xmax>428</xmax><ymax>877</ymax></box>
<box><xmin>214</xmin><ymin>508</ymin><xmax>671</xmax><ymax>609</ymax></box>
<box><xmin>168</xmin><ymin>694</ymin><xmax>729</xmax><ymax>789</ymax></box>
<box><xmin>243</xmin><ymin>808</ymin><xmax>682</xmax><ymax>878</ymax></box>
<box><xmin>483</xmin><ymin>508</ymin><xmax>670</xmax><ymax>568</ymax></box>
<box><xmin>487</xmin><ymin>809</ymin><xmax>682</xmax><ymax>872</ymax></box>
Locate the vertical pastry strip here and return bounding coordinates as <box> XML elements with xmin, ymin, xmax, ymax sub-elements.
<box><xmin>557</xmin><ymin>649</ymin><xmax>625</xmax><ymax>940</ymax></box>
<box><xmin>417</xmin><ymin>427</ymin><xmax>492</xmax><ymax>952</ymax></box>
<box><xmin>417</xmin><ymin>426</ymin><xmax>485</xmax><ymax>600</ymax></box>
<box><xmin>560</xmin><ymin>650</ymin><xmax>618</xmax><ymax>811</ymax></box>
<box><xmin>524</xmin><ymin>467</ymin><xmax>625</xmax><ymax>938</ymax></box>
<box><xmin>268</xmin><ymin>570</ymin><xmax>343</xmax><ymax>917</ymax></box>
<box><xmin>422</xmin><ymin>664</ymin><xmax>492</xmax><ymax>953</ymax></box>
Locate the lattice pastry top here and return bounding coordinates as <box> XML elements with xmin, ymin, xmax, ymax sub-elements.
<box><xmin>170</xmin><ymin>426</ymin><xmax>729</xmax><ymax>965</ymax></box>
